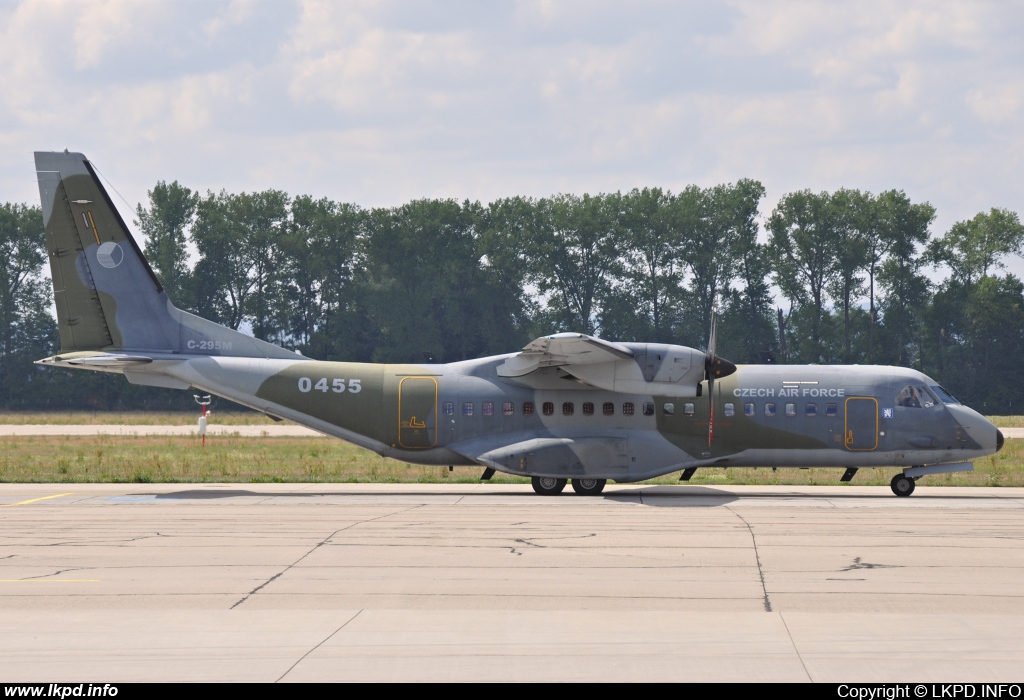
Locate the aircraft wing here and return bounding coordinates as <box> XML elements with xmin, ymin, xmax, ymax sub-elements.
<box><xmin>497</xmin><ymin>332</ymin><xmax>707</xmax><ymax>397</ymax></box>
<box><xmin>496</xmin><ymin>333</ymin><xmax>634</xmax><ymax>377</ymax></box>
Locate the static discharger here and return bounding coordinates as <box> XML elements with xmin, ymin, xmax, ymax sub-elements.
<box><xmin>194</xmin><ymin>394</ymin><xmax>212</xmax><ymax>447</ymax></box>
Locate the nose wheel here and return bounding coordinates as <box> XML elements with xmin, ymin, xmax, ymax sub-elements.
<box><xmin>571</xmin><ymin>478</ymin><xmax>607</xmax><ymax>496</ymax></box>
<box><xmin>890</xmin><ymin>473</ymin><xmax>916</xmax><ymax>497</ymax></box>
<box><xmin>531</xmin><ymin>476</ymin><xmax>567</xmax><ymax>495</ymax></box>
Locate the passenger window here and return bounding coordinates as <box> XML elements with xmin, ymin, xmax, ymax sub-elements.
<box><xmin>583</xmin><ymin>402</ymin><xmax>594</xmax><ymax>415</ymax></box>
<box><xmin>523</xmin><ymin>401</ymin><xmax>535</xmax><ymax>415</ymax></box>
<box><xmin>805</xmin><ymin>403</ymin><xmax>817</xmax><ymax>417</ymax></box>
<box><xmin>785</xmin><ymin>403</ymin><xmax>796</xmax><ymax>417</ymax></box>
<box><xmin>663</xmin><ymin>402</ymin><xmax>675</xmax><ymax>415</ymax></box>
<box><xmin>623</xmin><ymin>402</ymin><xmax>635</xmax><ymax>416</ymax></box>
<box><xmin>563</xmin><ymin>402</ymin><xmax>574</xmax><ymax>416</ymax></box>
<box><xmin>765</xmin><ymin>402</ymin><xmax>776</xmax><ymax>417</ymax></box>
<box><xmin>642</xmin><ymin>402</ymin><xmax>655</xmax><ymax>416</ymax></box>
<box><xmin>482</xmin><ymin>402</ymin><xmax>494</xmax><ymax>416</ymax></box>
<box><xmin>502</xmin><ymin>401</ymin><xmax>514</xmax><ymax>416</ymax></box>
<box><xmin>603</xmin><ymin>402</ymin><xmax>614</xmax><ymax>416</ymax></box>
<box><xmin>723</xmin><ymin>403</ymin><xmax>735</xmax><ymax>417</ymax></box>
<box><xmin>744</xmin><ymin>403</ymin><xmax>755</xmax><ymax>417</ymax></box>
<box><xmin>462</xmin><ymin>402</ymin><xmax>474</xmax><ymax>416</ymax></box>
<box><xmin>684</xmin><ymin>402</ymin><xmax>695</xmax><ymax>416</ymax></box>
<box><xmin>442</xmin><ymin>402</ymin><xmax>454</xmax><ymax>416</ymax></box>
<box><xmin>826</xmin><ymin>403</ymin><xmax>837</xmax><ymax>417</ymax></box>
<box><xmin>543</xmin><ymin>402</ymin><xmax>554</xmax><ymax>416</ymax></box>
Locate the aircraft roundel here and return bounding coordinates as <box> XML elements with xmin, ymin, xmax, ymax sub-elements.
<box><xmin>96</xmin><ymin>241</ymin><xmax>124</xmax><ymax>269</ymax></box>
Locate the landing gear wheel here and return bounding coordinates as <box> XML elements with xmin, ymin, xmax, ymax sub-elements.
<box><xmin>531</xmin><ymin>476</ymin><xmax>567</xmax><ymax>496</ymax></box>
<box><xmin>571</xmin><ymin>478</ymin><xmax>607</xmax><ymax>496</ymax></box>
<box><xmin>890</xmin><ymin>473</ymin><xmax>916</xmax><ymax>497</ymax></box>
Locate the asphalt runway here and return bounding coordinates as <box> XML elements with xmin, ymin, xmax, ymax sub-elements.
<box><xmin>2</xmin><ymin>483</ymin><xmax>1023</xmax><ymax>682</ymax></box>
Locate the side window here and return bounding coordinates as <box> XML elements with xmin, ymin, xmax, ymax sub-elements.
<box><xmin>642</xmin><ymin>402</ymin><xmax>655</xmax><ymax>416</ymax></box>
<box><xmin>542</xmin><ymin>402</ymin><xmax>554</xmax><ymax>416</ymax></box>
<box><xmin>462</xmin><ymin>402</ymin><xmax>474</xmax><ymax>416</ymax></box>
<box><xmin>442</xmin><ymin>402</ymin><xmax>454</xmax><ymax>416</ymax></box>
<box><xmin>684</xmin><ymin>402</ymin><xmax>695</xmax><ymax>416</ymax></box>
<box><xmin>896</xmin><ymin>385</ymin><xmax>922</xmax><ymax>408</ymax></box>
<box><xmin>723</xmin><ymin>403</ymin><xmax>735</xmax><ymax>417</ymax></box>
<box><xmin>765</xmin><ymin>402</ymin><xmax>777</xmax><ymax>417</ymax></box>
<box><xmin>744</xmin><ymin>402</ymin><xmax>755</xmax><ymax>417</ymax></box>
<box><xmin>805</xmin><ymin>403</ymin><xmax>817</xmax><ymax>417</ymax></box>
<box><xmin>523</xmin><ymin>401</ymin><xmax>535</xmax><ymax>415</ymax></box>
<box><xmin>502</xmin><ymin>401</ymin><xmax>514</xmax><ymax>416</ymax></box>
<box><xmin>623</xmin><ymin>402</ymin><xmax>635</xmax><ymax>416</ymax></box>
<box><xmin>785</xmin><ymin>403</ymin><xmax>796</xmax><ymax>417</ymax></box>
<box><xmin>482</xmin><ymin>402</ymin><xmax>494</xmax><ymax>416</ymax></box>
<box><xmin>563</xmin><ymin>402</ymin><xmax>574</xmax><ymax>416</ymax></box>
<box><xmin>826</xmin><ymin>403</ymin><xmax>837</xmax><ymax>417</ymax></box>
<box><xmin>583</xmin><ymin>402</ymin><xmax>594</xmax><ymax>415</ymax></box>
<box><xmin>603</xmin><ymin>402</ymin><xmax>615</xmax><ymax>416</ymax></box>
<box><xmin>663</xmin><ymin>402</ymin><xmax>675</xmax><ymax>415</ymax></box>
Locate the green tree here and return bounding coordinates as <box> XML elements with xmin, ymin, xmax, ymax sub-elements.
<box><xmin>191</xmin><ymin>190</ymin><xmax>290</xmax><ymax>340</ymax></box>
<box><xmin>876</xmin><ymin>197</ymin><xmax>935</xmax><ymax>365</ymax></box>
<box><xmin>827</xmin><ymin>189</ymin><xmax>869</xmax><ymax>362</ymax></box>
<box><xmin>0</xmin><ymin>203</ymin><xmax>56</xmax><ymax>408</ymax></box>
<box><xmin>768</xmin><ymin>190</ymin><xmax>839</xmax><ymax>362</ymax></box>
<box><xmin>527</xmin><ymin>193</ymin><xmax>620</xmax><ymax>335</ymax></box>
<box><xmin>926</xmin><ymin>208</ymin><xmax>1024</xmax><ymax>285</ymax></box>
<box><xmin>600</xmin><ymin>187</ymin><xmax>683</xmax><ymax>342</ymax></box>
<box><xmin>278</xmin><ymin>196</ymin><xmax>363</xmax><ymax>358</ymax></box>
<box><xmin>135</xmin><ymin>181</ymin><xmax>199</xmax><ymax>308</ymax></box>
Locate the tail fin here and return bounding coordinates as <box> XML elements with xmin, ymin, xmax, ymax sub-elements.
<box><xmin>35</xmin><ymin>151</ymin><xmax>297</xmax><ymax>360</ymax></box>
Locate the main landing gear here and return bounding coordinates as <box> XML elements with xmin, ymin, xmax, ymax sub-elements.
<box><xmin>531</xmin><ymin>476</ymin><xmax>566</xmax><ymax>495</ymax></box>
<box><xmin>531</xmin><ymin>477</ymin><xmax>607</xmax><ymax>496</ymax></box>
<box><xmin>890</xmin><ymin>473</ymin><xmax>916</xmax><ymax>497</ymax></box>
<box><xmin>570</xmin><ymin>478</ymin><xmax>607</xmax><ymax>496</ymax></box>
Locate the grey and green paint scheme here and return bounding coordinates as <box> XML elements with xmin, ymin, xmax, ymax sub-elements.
<box><xmin>34</xmin><ymin>151</ymin><xmax>1004</xmax><ymax>497</ymax></box>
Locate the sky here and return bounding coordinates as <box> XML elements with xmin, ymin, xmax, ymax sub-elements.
<box><xmin>2</xmin><ymin>0</ymin><xmax>1023</xmax><ymax>273</ymax></box>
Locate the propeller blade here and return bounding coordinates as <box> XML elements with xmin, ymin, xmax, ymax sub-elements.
<box><xmin>706</xmin><ymin>309</ymin><xmax>718</xmax><ymax>448</ymax></box>
<box><xmin>708</xmin><ymin>375</ymin><xmax>715</xmax><ymax>447</ymax></box>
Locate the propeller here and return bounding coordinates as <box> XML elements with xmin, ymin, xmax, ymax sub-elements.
<box><xmin>704</xmin><ymin>309</ymin><xmax>737</xmax><ymax>448</ymax></box>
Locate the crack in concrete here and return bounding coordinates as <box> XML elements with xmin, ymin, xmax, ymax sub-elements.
<box><xmin>276</xmin><ymin>610</ymin><xmax>363</xmax><ymax>683</ymax></box>
<box><xmin>780</xmin><ymin>612</ymin><xmax>813</xmax><ymax>682</ymax></box>
<box><xmin>727</xmin><ymin>507</ymin><xmax>772</xmax><ymax>612</ymax></box>
<box><xmin>231</xmin><ymin>505</ymin><xmax>424</xmax><ymax>609</ymax></box>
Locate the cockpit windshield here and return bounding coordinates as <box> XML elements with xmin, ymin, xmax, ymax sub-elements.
<box><xmin>896</xmin><ymin>384</ymin><xmax>939</xmax><ymax>408</ymax></box>
<box><xmin>930</xmin><ymin>385</ymin><xmax>960</xmax><ymax>405</ymax></box>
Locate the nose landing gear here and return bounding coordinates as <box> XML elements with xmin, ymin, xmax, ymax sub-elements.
<box><xmin>890</xmin><ymin>473</ymin><xmax>916</xmax><ymax>497</ymax></box>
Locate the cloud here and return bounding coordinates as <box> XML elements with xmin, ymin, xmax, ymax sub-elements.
<box><xmin>0</xmin><ymin>0</ymin><xmax>1020</xmax><ymax>261</ymax></box>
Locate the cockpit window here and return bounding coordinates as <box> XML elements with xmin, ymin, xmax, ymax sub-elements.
<box><xmin>930</xmin><ymin>385</ymin><xmax>960</xmax><ymax>405</ymax></box>
<box><xmin>896</xmin><ymin>384</ymin><xmax>939</xmax><ymax>408</ymax></box>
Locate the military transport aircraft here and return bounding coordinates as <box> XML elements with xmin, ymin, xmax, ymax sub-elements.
<box><xmin>33</xmin><ymin>151</ymin><xmax>1004</xmax><ymax>497</ymax></box>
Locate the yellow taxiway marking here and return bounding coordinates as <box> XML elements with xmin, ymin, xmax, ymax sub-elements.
<box><xmin>0</xmin><ymin>493</ymin><xmax>73</xmax><ymax>508</ymax></box>
<box><xmin>0</xmin><ymin>579</ymin><xmax>100</xmax><ymax>583</ymax></box>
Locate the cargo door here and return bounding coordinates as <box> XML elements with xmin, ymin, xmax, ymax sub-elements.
<box><xmin>398</xmin><ymin>377</ymin><xmax>437</xmax><ymax>448</ymax></box>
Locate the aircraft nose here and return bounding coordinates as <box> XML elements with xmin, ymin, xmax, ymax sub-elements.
<box><xmin>997</xmin><ymin>429</ymin><xmax>1004</xmax><ymax>453</ymax></box>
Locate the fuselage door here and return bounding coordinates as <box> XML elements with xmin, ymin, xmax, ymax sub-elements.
<box><xmin>844</xmin><ymin>396</ymin><xmax>878</xmax><ymax>451</ymax></box>
<box><xmin>399</xmin><ymin>376</ymin><xmax>437</xmax><ymax>448</ymax></box>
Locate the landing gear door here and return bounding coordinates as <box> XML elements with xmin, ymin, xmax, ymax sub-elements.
<box><xmin>844</xmin><ymin>396</ymin><xmax>878</xmax><ymax>451</ymax></box>
<box><xmin>398</xmin><ymin>376</ymin><xmax>437</xmax><ymax>448</ymax></box>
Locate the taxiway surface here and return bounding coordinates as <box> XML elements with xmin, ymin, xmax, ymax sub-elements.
<box><xmin>1</xmin><ymin>483</ymin><xmax>1023</xmax><ymax>682</ymax></box>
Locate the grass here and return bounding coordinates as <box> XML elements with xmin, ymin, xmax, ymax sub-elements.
<box><xmin>0</xmin><ymin>411</ymin><xmax>284</xmax><ymax>426</ymax></box>
<box><xmin>0</xmin><ymin>433</ymin><xmax>1021</xmax><ymax>486</ymax></box>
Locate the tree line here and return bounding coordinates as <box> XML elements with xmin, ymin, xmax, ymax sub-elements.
<box><xmin>1</xmin><ymin>180</ymin><xmax>1022</xmax><ymax>412</ymax></box>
